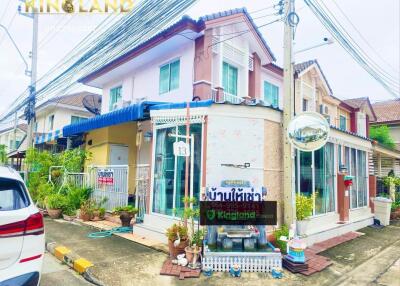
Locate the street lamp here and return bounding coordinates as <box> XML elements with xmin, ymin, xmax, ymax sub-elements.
<box><xmin>295</xmin><ymin>37</ymin><xmax>334</xmax><ymax>54</ymax></box>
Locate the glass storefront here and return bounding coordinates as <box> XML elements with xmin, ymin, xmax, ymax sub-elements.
<box><xmin>297</xmin><ymin>143</ymin><xmax>335</xmax><ymax>216</ymax></box>
<box><xmin>152</xmin><ymin>123</ymin><xmax>202</xmax><ymax>217</ymax></box>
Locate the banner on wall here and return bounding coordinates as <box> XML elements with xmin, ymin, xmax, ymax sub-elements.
<box><xmin>206</xmin><ymin>186</ymin><xmax>264</xmax><ymax>202</ymax></box>
<box><xmin>97</xmin><ymin>169</ymin><xmax>114</xmax><ymax>185</ymax></box>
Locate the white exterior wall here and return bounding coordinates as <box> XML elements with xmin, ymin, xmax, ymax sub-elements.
<box><xmin>101</xmin><ymin>41</ymin><xmax>195</xmax><ymax>114</ymax></box>
<box><xmin>35</xmin><ymin>106</ymin><xmax>91</xmax><ymax>133</ymax></box>
<box><xmin>261</xmin><ymin>68</ymin><xmax>284</xmax><ymax>110</ymax></box>
<box><xmin>0</xmin><ymin>129</ymin><xmax>25</xmax><ymax>150</ymax></box>
<box><xmin>206</xmin><ymin>114</ymin><xmax>265</xmax><ymax>188</ymax></box>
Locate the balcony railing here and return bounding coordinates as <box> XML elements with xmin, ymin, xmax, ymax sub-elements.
<box><xmin>211</xmin><ymin>88</ymin><xmax>244</xmax><ymax>104</ymax></box>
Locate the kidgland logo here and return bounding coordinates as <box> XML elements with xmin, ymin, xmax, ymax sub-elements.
<box><xmin>23</xmin><ymin>0</ymin><xmax>136</xmax><ymax>14</ymax></box>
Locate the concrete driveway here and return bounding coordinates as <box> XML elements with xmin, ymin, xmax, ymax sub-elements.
<box><xmin>43</xmin><ymin>218</ymin><xmax>400</xmax><ymax>286</ymax></box>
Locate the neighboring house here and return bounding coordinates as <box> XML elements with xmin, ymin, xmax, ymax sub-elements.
<box><xmin>369</xmin><ymin>99</ymin><xmax>400</xmax><ymax>180</ymax></box>
<box><xmin>62</xmin><ymin>9</ymin><xmax>379</xmax><ymax>246</ymax></box>
<box><xmin>0</xmin><ymin>124</ymin><xmax>27</xmax><ymax>152</ymax></box>
<box><xmin>33</xmin><ymin>91</ymin><xmax>101</xmax><ymax>151</ymax></box>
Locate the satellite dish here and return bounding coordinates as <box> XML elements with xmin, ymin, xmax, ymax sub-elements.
<box><xmin>287</xmin><ymin>112</ymin><xmax>330</xmax><ymax>152</ymax></box>
<box><xmin>82</xmin><ymin>94</ymin><xmax>101</xmax><ymax>115</ymax></box>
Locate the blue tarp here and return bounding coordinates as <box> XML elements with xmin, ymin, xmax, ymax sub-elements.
<box><xmin>63</xmin><ymin>101</ymin><xmax>161</xmax><ymax>137</ymax></box>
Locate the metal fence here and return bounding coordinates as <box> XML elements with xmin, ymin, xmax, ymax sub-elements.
<box><xmin>88</xmin><ymin>165</ymin><xmax>129</xmax><ymax>211</ymax></box>
<box><xmin>135</xmin><ymin>164</ymin><xmax>150</xmax><ymax>222</ymax></box>
<box><xmin>66</xmin><ymin>172</ymin><xmax>88</xmax><ymax>189</ymax></box>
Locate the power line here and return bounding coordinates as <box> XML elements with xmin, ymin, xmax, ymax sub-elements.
<box><xmin>0</xmin><ymin>0</ymin><xmax>12</xmax><ymax>24</ymax></box>
<box><xmin>330</xmin><ymin>0</ymin><xmax>399</xmax><ymax>74</ymax></box>
<box><xmin>0</xmin><ymin>10</ymin><xmax>17</xmax><ymax>48</ymax></box>
<box><xmin>304</xmin><ymin>0</ymin><xmax>399</xmax><ymax>98</ymax></box>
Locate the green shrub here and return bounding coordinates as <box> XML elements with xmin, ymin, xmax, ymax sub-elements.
<box><xmin>273</xmin><ymin>225</ymin><xmax>289</xmax><ymax>254</ymax></box>
<box><xmin>113</xmin><ymin>205</ymin><xmax>138</xmax><ymax>215</ymax></box>
<box><xmin>296</xmin><ymin>194</ymin><xmax>313</xmax><ymax>221</ymax></box>
<box><xmin>36</xmin><ymin>183</ymin><xmax>55</xmax><ymax>208</ymax></box>
<box><xmin>370</xmin><ymin>125</ymin><xmax>396</xmax><ymax>149</ymax></box>
<box><xmin>46</xmin><ymin>193</ymin><xmax>68</xmax><ymax>210</ymax></box>
<box><xmin>65</xmin><ymin>186</ymin><xmax>93</xmax><ymax>210</ymax></box>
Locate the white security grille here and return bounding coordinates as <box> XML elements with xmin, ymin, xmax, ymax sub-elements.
<box><xmin>202</xmin><ymin>252</ymin><xmax>282</xmax><ymax>273</ymax></box>
<box><xmin>152</xmin><ymin>115</ymin><xmax>204</xmax><ymax>126</ymax></box>
<box><xmin>223</xmin><ymin>43</ymin><xmax>246</xmax><ymax>65</ymax></box>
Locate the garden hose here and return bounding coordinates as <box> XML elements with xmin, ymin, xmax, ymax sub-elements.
<box><xmin>88</xmin><ymin>226</ymin><xmax>133</xmax><ymax>238</ymax></box>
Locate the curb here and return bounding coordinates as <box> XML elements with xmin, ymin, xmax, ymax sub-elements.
<box><xmin>46</xmin><ymin>241</ymin><xmax>103</xmax><ymax>285</ymax></box>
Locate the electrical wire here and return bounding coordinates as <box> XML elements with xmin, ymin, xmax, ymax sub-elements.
<box><xmin>304</xmin><ymin>0</ymin><xmax>399</xmax><ymax>98</ymax></box>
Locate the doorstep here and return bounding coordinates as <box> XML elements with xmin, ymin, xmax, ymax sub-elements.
<box><xmin>77</xmin><ymin>219</ymin><xmax>169</xmax><ymax>254</ymax></box>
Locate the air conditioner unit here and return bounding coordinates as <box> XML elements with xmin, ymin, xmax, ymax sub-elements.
<box><xmin>122</xmin><ymin>100</ymin><xmax>131</xmax><ymax>107</ymax></box>
<box><xmin>319</xmin><ymin>104</ymin><xmax>329</xmax><ymax>115</ymax></box>
<box><xmin>112</xmin><ymin>101</ymin><xmax>124</xmax><ymax>111</ymax></box>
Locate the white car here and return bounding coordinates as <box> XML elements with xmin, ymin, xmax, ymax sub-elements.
<box><xmin>0</xmin><ymin>166</ymin><xmax>44</xmax><ymax>286</ymax></box>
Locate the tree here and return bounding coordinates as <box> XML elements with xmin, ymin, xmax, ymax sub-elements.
<box><xmin>0</xmin><ymin>144</ymin><xmax>7</xmax><ymax>164</ymax></box>
<box><xmin>370</xmin><ymin>125</ymin><xmax>396</xmax><ymax>149</ymax></box>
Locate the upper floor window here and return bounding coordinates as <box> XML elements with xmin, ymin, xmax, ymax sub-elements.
<box><xmin>339</xmin><ymin>115</ymin><xmax>347</xmax><ymax>130</ymax></box>
<box><xmin>48</xmin><ymin>115</ymin><xmax>54</xmax><ymax>131</ymax></box>
<box><xmin>264</xmin><ymin>81</ymin><xmax>279</xmax><ymax>107</ymax></box>
<box><xmin>222</xmin><ymin>62</ymin><xmax>238</xmax><ymax>96</ymax></box>
<box><xmin>302</xmin><ymin>99</ymin><xmax>308</xmax><ymax>112</ymax></box>
<box><xmin>71</xmin><ymin>116</ymin><xmax>88</xmax><ymax>124</ymax></box>
<box><xmin>109</xmin><ymin>86</ymin><xmax>122</xmax><ymax>111</ymax></box>
<box><xmin>159</xmin><ymin>59</ymin><xmax>180</xmax><ymax>94</ymax></box>
<box><xmin>34</xmin><ymin>122</ymin><xmax>38</xmax><ymax>132</ymax></box>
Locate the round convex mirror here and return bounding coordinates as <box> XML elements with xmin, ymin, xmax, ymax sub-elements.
<box><xmin>287</xmin><ymin>112</ymin><xmax>330</xmax><ymax>152</ymax></box>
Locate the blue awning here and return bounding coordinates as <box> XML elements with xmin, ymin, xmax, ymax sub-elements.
<box><xmin>35</xmin><ymin>129</ymin><xmax>62</xmax><ymax>144</ymax></box>
<box><xmin>63</xmin><ymin>101</ymin><xmax>161</xmax><ymax>137</ymax></box>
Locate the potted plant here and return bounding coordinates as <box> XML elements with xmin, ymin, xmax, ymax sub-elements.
<box><xmin>63</xmin><ymin>208</ymin><xmax>77</xmax><ymax>221</ymax></box>
<box><xmin>113</xmin><ymin>206</ymin><xmax>138</xmax><ymax>227</ymax></box>
<box><xmin>45</xmin><ymin>193</ymin><xmax>67</xmax><ymax>219</ymax></box>
<box><xmin>166</xmin><ymin>223</ymin><xmax>189</xmax><ymax>258</ymax></box>
<box><xmin>295</xmin><ymin>194</ymin><xmax>313</xmax><ymax>236</ymax></box>
<box><xmin>79</xmin><ymin>199</ymin><xmax>94</xmax><ymax>221</ymax></box>
<box><xmin>182</xmin><ymin>197</ymin><xmax>203</xmax><ymax>268</ymax></box>
<box><xmin>92</xmin><ymin>207</ymin><xmax>106</xmax><ymax>221</ymax></box>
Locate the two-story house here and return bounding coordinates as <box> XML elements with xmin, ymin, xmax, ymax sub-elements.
<box><xmin>0</xmin><ymin>124</ymin><xmax>27</xmax><ymax>152</ymax></box>
<box><xmin>62</xmin><ymin>9</ymin><xmax>378</xmax><ymax>246</ymax></box>
<box><xmin>34</xmin><ymin>91</ymin><xmax>101</xmax><ymax>152</ymax></box>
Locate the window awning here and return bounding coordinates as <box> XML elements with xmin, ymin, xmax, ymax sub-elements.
<box><xmin>63</xmin><ymin>101</ymin><xmax>161</xmax><ymax>137</ymax></box>
<box><xmin>35</xmin><ymin>129</ymin><xmax>62</xmax><ymax>144</ymax></box>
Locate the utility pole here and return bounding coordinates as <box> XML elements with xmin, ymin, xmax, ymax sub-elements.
<box><xmin>282</xmin><ymin>0</ymin><xmax>296</xmax><ymax>226</ymax></box>
<box><xmin>26</xmin><ymin>11</ymin><xmax>38</xmax><ymax>149</ymax></box>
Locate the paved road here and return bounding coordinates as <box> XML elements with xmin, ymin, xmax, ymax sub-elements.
<box><xmin>40</xmin><ymin>252</ymin><xmax>91</xmax><ymax>286</ymax></box>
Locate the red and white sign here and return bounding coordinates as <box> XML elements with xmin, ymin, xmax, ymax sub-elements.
<box><xmin>97</xmin><ymin>169</ymin><xmax>114</xmax><ymax>185</ymax></box>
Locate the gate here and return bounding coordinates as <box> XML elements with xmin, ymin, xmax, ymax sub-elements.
<box><xmin>88</xmin><ymin>165</ymin><xmax>129</xmax><ymax>211</ymax></box>
<box><xmin>135</xmin><ymin>164</ymin><xmax>150</xmax><ymax>222</ymax></box>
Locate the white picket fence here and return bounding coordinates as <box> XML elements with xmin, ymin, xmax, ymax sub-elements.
<box><xmin>202</xmin><ymin>252</ymin><xmax>282</xmax><ymax>273</ymax></box>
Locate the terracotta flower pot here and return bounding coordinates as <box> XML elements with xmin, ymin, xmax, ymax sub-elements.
<box><xmin>63</xmin><ymin>214</ymin><xmax>76</xmax><ymax>221</ymax></box>
<box><xmin>185</xmin><ymin>246</ymin><xmax>202</xmax><ymax>264</ymax></box>
<box><xmin>80</xmin><ymin>211</ymin><xmax>91</xmax><ymax>221</ymax></box>
<box><xmin>168</xmin><ymin>239</ymin><xmax>189</xmax><ymax>259</ymax></box>
<box><xmin>47</xmin><ymin>209</ymin><xmax>62</xmax><ymax>219</ymax></box>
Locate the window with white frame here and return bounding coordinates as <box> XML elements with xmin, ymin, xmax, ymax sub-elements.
<box><xmin>159</xmin><ymin>59</ymin><xmax>180</xmax><ymax>94</ymax></box>
<box><xmin>48</xmin><ymin>115</ymin><xmax>54</xmax><ymax>131</ymax></box>
<box><xmin>296</xmin><ymin>142</ymin><xmax>335</xmax><ymax>215</ymax></box>
<box><xmin>109</xmin><ymin>86</ymin><xmax>122</xmax><ymax>111</ymax></box>
<box><xmin>339</xmin><ymin>115</ymin><xmax>347</xmax><ymax>131</ymax></box>
<box><xmin>264</xmin><ymin>81</ymin><xmax>279</xmax><ymax>107</ymax></box>
<box><xmin>345</xmin><ymin>147</ymin><xmax>368</xmax><ymax>208</ymax></box>
<box><xmin>222</xmin><ymin>61</ymin><xmax>238</xmax><ymax>96</ymax></box>
<box><xmin>71</xmin><ymin>116</ymin><xmax>88</xmax><ymax>124</ymax></box>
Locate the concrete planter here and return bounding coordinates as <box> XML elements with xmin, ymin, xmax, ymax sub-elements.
<box><xmin>374</xmin><ymin>197</ymin><xmax>392</xmax><ymax>226</ymax></box>
<box><xmin>296</xmin><ymin>220</ymin><xmax>310</xmax><ymax>237</ymax></box>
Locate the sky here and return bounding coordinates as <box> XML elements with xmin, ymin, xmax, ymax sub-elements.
<box><xmin>0</xmin><ymin>0</ymin><xmax>399</xmax><ymax>126</ymax></box>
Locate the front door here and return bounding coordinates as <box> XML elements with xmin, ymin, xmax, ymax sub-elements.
<box><xmin>110</xmin><ymin>145</ymin><xmax>129</xmax><ymax>165</ymax></box>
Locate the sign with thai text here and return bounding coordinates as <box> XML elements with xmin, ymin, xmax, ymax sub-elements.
<box><xmin>97</xmin><ymin>169</ymin><xmax>114</xmax><ymax>185</ymax></box>
<box><xmin>200</xmin><ymin>201</ymin><xmax>277</xmax><ymax>225</ymax></box>
<box><xmin>206</xmin><ymin>187</ymin><xmax>263</xmax><ymax>202</ymax></box>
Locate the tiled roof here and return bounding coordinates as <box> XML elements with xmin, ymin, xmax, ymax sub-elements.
<box><xmin>37</xmin><ymin>92</ymin><xmax>101</xmax><ymax>110</ymax></box>
<box><xmin>294</xmin><ymin>59</ymin><xmax>333</xmax><ymax>95</ymax></box>
<box><xmin>343</xmin><ymin>97</ymin><xmax>377</xmax><ymax>121</ymax></box>
<box><xmin>372</xmin><ymin>98</ymin><xmax>400</xmax><ymax>123</ymax></box>
<box><xmin>199</xmin><ymin>8</ymin><xmax>276</xmax><ymax>61</ymax></box>
<box><xmin>342</xmin><ymin>97</ymin><xmax>369</xmax><ymax>109</ymax></box>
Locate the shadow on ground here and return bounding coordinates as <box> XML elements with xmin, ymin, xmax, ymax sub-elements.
<box><xmin>44</xmin><ymin>218</ymin><xmax>400</xmax><ymax>286</ymax></box>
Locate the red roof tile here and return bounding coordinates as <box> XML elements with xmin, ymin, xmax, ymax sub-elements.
<box><xmin>372</xmin><ymin>99</ymin><xmax>400</xmax><ymax>123</ymax></box>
